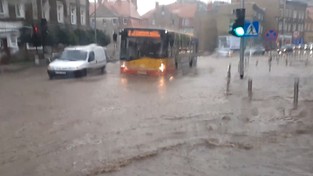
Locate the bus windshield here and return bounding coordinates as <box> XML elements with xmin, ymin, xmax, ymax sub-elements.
<box><xmin>120</xmin><ymin>37</ymin><xmax>168</xmax><ymax>60</ymax></box>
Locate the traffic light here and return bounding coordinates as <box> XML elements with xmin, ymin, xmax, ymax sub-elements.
<box><xmin>32</xmin><ymin>24</ymin><xmax>41</xmax><ymax>47</ymax></box>
<box><xmin>229</xmin><ymin>8</ymin><xmax>245</xmax><ymax>37</ymax></box>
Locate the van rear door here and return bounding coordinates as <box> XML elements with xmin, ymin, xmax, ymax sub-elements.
<box><xmin>95</xmin><ymin>47</ymin><xmax>106</xmax><ymax>65</ymax></box>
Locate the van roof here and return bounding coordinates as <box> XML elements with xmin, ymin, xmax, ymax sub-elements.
<box><xmin>65</xmin><ymin>44</ymin><xmax>101</xmax><ymax>52</ymax></box>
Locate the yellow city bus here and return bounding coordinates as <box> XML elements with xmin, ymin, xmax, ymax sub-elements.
<box><xmin>119</xmin><ymin>28</ymin><xmax>198</xmax><ymax>75</ymax></box>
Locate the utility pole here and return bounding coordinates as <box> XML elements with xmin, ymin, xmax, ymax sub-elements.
<box><xmin>40</xmin><ymin>0</ymin><xmax>43</xmax><ymax>18</ymax></box>
<box><xmin>239</xmin><ymin>0</ymin><xmax>245</xmax><ymax>79</ymax></box>
<box><xmin>94</xmin><ymin>0</ymin><xmax>97</xmax><ymax>44</ymax></box>
<box><xmin>282</xmin><ymin>0</ymin><xmax>286</xmax><ymax>46</ymax></box>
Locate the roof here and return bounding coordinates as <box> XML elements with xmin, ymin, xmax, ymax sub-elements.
<box><xmin>141</xmin><ymin>2</ymin><xmax>197</xmax><ymax>19</ymax></box>
<box><xmin>66</xmin><ymin>44</ymin><xmax>100</xmax><ymax>52</ymax></box>
<box><xmin>90</xmin><ymin>3</ymin><xmax>118</xmax><ymax>17</ymax></box>
<box><xmin>167</xmin><ymin>2</ymin><xmax>197</xmax><ymax>18</ymax></box>
<box><xmin>142</xmin><ymin>9</ymin><xmax>156</xmax><ymax>19</ymax></box>
<box><xmin>90</xmin><ymin>1</ymin><xmax>141</xmax><ymax>19</ymax></box>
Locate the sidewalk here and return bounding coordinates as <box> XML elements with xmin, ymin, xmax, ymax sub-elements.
<box><xmin>0</xmin><ymin>62</ymin><xmax>36</xmax><ymax>74</ymax></box>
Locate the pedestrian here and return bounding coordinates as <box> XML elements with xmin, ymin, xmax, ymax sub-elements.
<box><xmin>113</xmin><ymin>32</ymin><xmax>117</xmax><ymax>48</ymax></box>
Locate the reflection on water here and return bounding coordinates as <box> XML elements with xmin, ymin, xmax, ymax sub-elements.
<box><xmin>120</xmin><ymin>77</ymin><xmax>128</xmax><ymax>86</ymax></box>
<box><xmin>119</xmin><ymin>74</ymin><xmax>174</xmax><ymax>97</ymax></box>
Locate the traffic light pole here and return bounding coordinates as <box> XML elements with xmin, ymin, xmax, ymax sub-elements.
<box><xmin>94</xmin><ymin>0</ymin><xmax>97</xmax><ymax>44</ymax></box>
<box><xmin>239</xmin><ymin>0</ymin><xmax>245</xmax><ymax>79</ymax></box>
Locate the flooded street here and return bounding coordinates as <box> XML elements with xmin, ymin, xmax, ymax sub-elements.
<box><xmin>0</xmin><ymin>56</ymin><xmax>313</xmax><ymax>176</ymax></box>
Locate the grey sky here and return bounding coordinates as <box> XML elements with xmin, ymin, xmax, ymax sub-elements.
<box><xmin>137</xmin><ymin>0</ymin><xmax>212</xmax><ymax>15</ymax></box>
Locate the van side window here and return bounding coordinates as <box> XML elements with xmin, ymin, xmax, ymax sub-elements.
<box><xmin>88</xmin><ymin>51</ymin><xmax>95</xmax><ymax>62</ymax></box>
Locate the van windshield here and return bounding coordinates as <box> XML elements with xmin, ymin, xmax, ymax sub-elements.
<box><xmin>59</xmin><ymin>50</ymin><xmax>88</xmax><ymax>61</ymax></box>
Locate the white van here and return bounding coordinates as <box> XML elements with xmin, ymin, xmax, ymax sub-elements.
<box><xmin>47</xmin><ymin>44</ymin><xmax>107</xmax><ymax>79</ymax></box>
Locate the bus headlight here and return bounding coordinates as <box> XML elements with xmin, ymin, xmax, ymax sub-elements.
<box><xmin>121</xmin><ymin>62</ymin><xmax>127</xmax><ymax>68</ymax></box>
<box><xmin>159</xmin><ymin>63</ymin><xmax>165</xmax><ymax>72</ymax></box>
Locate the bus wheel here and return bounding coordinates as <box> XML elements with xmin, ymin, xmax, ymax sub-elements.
<box><xmin>189</xmin><ymin>59</ymin><xmax>193</xmax><ymax>67</ymax></box>
<box><xmin>193</xmin><ymin>57</ymin><xmax>197</xmax><ymax>66</ymax></box>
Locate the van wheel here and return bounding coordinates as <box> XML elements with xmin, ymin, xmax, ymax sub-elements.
<box><xmin>100</xmin><ymin>66</ymin><xmax>106</xmax><ymax>74</ymax></box>
<box><xmin>82</xmin><ymin>69</ymin><xmax>87</xmax><ymax>77</ymax></box>
<box><xmin>48</xmin><ymin>74</ymin><xmax>54</xmax><ymax>80</ymax></box>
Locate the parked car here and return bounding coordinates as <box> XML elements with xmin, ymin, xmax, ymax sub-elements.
<box><xmin>245</xmin><ymin>46</ymin><xmax>266</xmax><ymax>56</ymax></box>
<box><xmin>216</xmin><ymin>48</ymin><xmax>233</xmax><ymax>57</ymax></box>
<box><xmin>305</xmin><ymin>43</ymin><xmax>313</xmax><ymax>50</ymax></box>
<box><xmin>47</xmin><ymin>44</ymin><xmax>107</xmax><ymax>79</ymax></box>
<box><xmin>277</xmin><ymin>44</ymin><xmax>294</xmax><ymax>54</ymax></box>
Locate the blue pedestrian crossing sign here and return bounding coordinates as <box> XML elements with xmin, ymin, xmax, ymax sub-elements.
<box><xmin>244</xmin><ymin>21</ymin><xmax>259</xmax><ymax>37</ymax></box>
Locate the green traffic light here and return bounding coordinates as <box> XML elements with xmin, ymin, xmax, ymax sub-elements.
<box><xmin>234</xmin><ymin>27</ymin><xmax>244</xmax><ymax>37</ymax></box>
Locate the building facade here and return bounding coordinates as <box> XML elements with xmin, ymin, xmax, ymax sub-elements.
<box><xmin>237</xmin><ymin>0</ymin><xmax>307</xmax><ymax>47</ymax></box>
<box><xmin>142</xmin><ymin>0</ymin><xmax>214</xmax><ymax>52</ymax></box>
<box><xmin>212</xmin><ymin>2</ymin><xmax>265</xmax><ymax>47</ymax></box>
<box><xmin>0</xmin><ymin>0</ymin><xmax>90</xmax><ymax>63</ymax></box>
<box><xmin>142</xmin><ymin>0</ymin><xmax>208</xmax><ymax>35</ymax></box>
<box><xmin>305</xmin><ymin>7</ymin><xmax>313</xmax><ymax>42</ymax></box>
<box><xmin>89</xmin><ymin>0</ymin><xmax>141</xmax><ymax>37</ymax></box>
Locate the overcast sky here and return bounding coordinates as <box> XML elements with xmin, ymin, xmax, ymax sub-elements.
<box><xmin>137</xmin><ymin>0</ymin><xmax>212</xmax><ymax>15</ymax></box>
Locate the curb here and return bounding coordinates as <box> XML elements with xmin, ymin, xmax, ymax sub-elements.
<box><xmin>0</xmin><ymin>63</ymin><xmax>35</xmax><ymax>74</ymax></box>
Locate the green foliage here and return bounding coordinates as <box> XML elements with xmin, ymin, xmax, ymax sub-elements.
<box><xmin>50</xmin><ymin>28</ymin><xmax>110</xmax><ymax>46</ymax></box>
<box><xmin>21</xmin><ymin>23</ymin><xmax>111</xmax><ymax>47</ymax></box>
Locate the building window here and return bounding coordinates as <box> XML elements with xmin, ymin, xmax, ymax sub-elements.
<box><xmin>289</xmin><ymin>9</ymin><xmax>292</xmax><ymax>17</ymax></box>
<box><xmin>70</xmin><ymin>5</ymin><xmax>77</xmax><ymax>25</ymax></box>
<box><xmin>299</xmin><ymin>24</ymin><xmax>304</xmax><ymax>32</ymax></box>
<box><xmin>152</xmin><ymin>19</ymin><xmax>155</xmax><ymax>25</ymax></box>
<box><xmin>43</xmin><ymin>1</ymin><xmax>50</xmax><ymax>21</ymax></box>
<box><xmin>305</xmin><ymin>23</ymin><xmax>308</xmax><ymax>31</ymax></box>
<box><xmin>91</xmin><ymin>18</ymin><xmax>95</xmax><ymax>28</ymax></box>
<box><xmin>112</xmin><ymin>18</ymin><xmax>117</xmax><ymax>25</ymax></box>
<box><xmin>102</xmin><ymin>19</ymin><xmax>106</xmax><ymax>25</ymax></box>
<box><xmin>32</xmin><ymin>0</ymin><xmax>37</xmax><ymax>19</ymax></box>
<box><xmin>172</xmin><ymin>19</ymin><xmax>175</xmax><ymax>25</ymax></box>
<box><xmin>57</xmin><ymin>1</ymin><xmax>64</xmax><ymax>23</ymax></box>
<box><xmin>280</xmin><ymin>8</ymin><xmax>284</xmax><ymax>17</ymax></box>
<box><xmin>10</xmin><ymin>35</ymin><xmax>17</xmax><ymax>47</ymax></box>
<box><xmin>293</xmin><ymin>24</ymin><xmax>296</xmax><ymax>31</ymax></box>
<box><xmin>283</xmin><ymin>22</ymin><xmax>287</xmax><ymax>31</ymax></box>
<box><xmin>293</xmin><ymin>10</ymin><xmax>297</xmax><ymax>19</ymax></box>
<box><xmin>15</xmin><ymin>3</ymin><xmax>25</xmax><ymax>18</ymax></box>
<box><xmin>182</xmin><ymin>18</ymin><xmax>190</xmax><ymax>26</ymax></box>
<box><xmin>288</xmin><ymin>23</ymin><xmax>291</xmax><ymax>32</ymax></box>
<box><xmin>285</xmin><ymin>9</ymin><xmax>288</xmax><ymax>17</ymax></box>
<box><xmin>80</xmin><ymin>8</ymin><xmax>86</xmax><ymax>25</ymax></box>
<box><xmin>279</xmin><ymin>22</ymin><xmax>283</xmax><ymax>31</ymax></box>
<box><xmin>123</xmin><ymin>18</ymin><xmax>128</xmax><ymax>25</ymax></box>
<box><xmin>0</xmin><ymin>0</ymin><xmax>4</xmax><ymax>13</ymax></box>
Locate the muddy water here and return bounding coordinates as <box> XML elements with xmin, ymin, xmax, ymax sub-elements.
<box><xmin>0</xmin><ymin>56</ymin><xmax>312</xmax><ymax>176</ymax></box>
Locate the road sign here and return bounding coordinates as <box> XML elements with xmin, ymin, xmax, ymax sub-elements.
<box><xmin>244</xmin><ymin>21</ymin><xmax>259</xmax><ymax>37</ymax></box>
<box><xmin>293</xmin><ymin>31</ymin><xmax>300</xmax><ymax>39</ymax></box>
<box><xmin>292</xmin><ymin>38</ymin><xmax>304</xmax><ymax>45</ymax></box>
<box><xmin>265</xmin><ymin>29</ymin><xmax>278</xmax><ymax>41</ymax></box>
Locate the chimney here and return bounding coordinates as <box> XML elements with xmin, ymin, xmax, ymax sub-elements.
<box><xmin>156</xmin><ymin>2</ymin><xmax>159</xmax><ymax>8</ymax></box>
